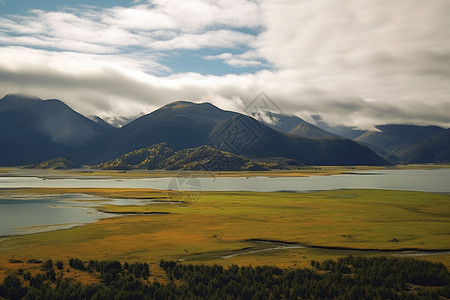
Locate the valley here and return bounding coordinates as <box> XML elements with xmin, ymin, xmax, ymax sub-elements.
<box><xmin>1</xmin><ymin>178</ymin><xmax>449</xmax><ymax>273</ymax></box>
<box><xmin>0</xmin><ymin>94</ymin><xmax>449</xmax><ymax>298</ymax></box>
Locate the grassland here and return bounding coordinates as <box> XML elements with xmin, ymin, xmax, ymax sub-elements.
<box><xmin>0</xmin><ymin>187</ymin><xmax>449</xmax><ymax>284</ymax></box>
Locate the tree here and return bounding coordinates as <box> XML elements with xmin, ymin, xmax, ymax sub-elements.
<box><xmin>42</xmin><ymin>259</ymin><xmax>53</xmax><ymax>270</ymax></box>
<box><xmin>56</xmin><ymin>261</ymin><xmax>64</xmax><ymax>270</ymax></box>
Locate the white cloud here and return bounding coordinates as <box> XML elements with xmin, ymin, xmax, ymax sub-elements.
<box><xmin>120</xmin><ymin>0</ymin><xmax>261</xmax><ymax>32</ymax></box>
<box><xmin>148</xmin><ymin>30</ymin><xmax>254</xmax><ymax>50</ymax></box>
<box><xmin>204</xmin><ymin>51</ymin><xmax>265</xmax><ymax>67</ymax></box>
<box><xmin>0</xmin><ymin>10</ymin><xmax>146</xmax><ymax>53</ymax></box>
<box><xmin>0</xmin><ymin>1</ymin><xmax>260</xmax><ymax>54</ymax></box>
<box><xmin>0</xmin><ymin>33</ymin><xmax>116</xmax><ymax>54</ymax></box>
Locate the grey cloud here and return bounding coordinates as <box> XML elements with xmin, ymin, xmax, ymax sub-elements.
<box><xmin>249</xmin><ymin>0</ymin><xmax>450</xmax><ymax>127</ymax></box>
<box><xmin>1</xmin><ymin>62</ymin><xmax>449</xmax><ymax>128</ymax></box>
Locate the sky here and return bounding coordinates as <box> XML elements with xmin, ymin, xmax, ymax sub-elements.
<box><xmin>0</xmin><ymin>0</ymin><xmax>449</xmax><ymax>128</ymax></box>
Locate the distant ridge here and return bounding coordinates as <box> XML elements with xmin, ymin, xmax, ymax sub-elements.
<box><xmin>355</xmin><ymin>124</ymin><xmax>444</xmax><ymax>155</ymax></box>
<box><xmin>312</xmin><ymin>115</ymin><xmax>366</xmax><ymax>139</ymax></box>
<box><xmin>289</xmin><ymin>123</ymin><xmax>342</xmax><ymax>139</ymax></box>
<box><xmin>396</xmin><ymin>129</ymin><xmax>450</xmax><ymax>163</ymax></box>
<box><xmin>209</xmin><ymin>114</ymin><xmax>389</xmax><ymax>166</ymax></box>
<box><xmin>255</xmin><ymin>112</ymin><xmax>341</xmax><ymax>139</ymax></box>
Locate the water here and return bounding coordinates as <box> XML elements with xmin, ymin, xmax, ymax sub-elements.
<box><xmin>0</xmin><ymin>194</ymin><xmax>111</xmax><ymax>236</ymax></box>
<box><xmin>0</xmin><ymin>169</ymin><xmax>449</xmax><ymax>193</ymax></box>
<box><xmin>0</xmin><ymin>169</ymin><xmax>449</xmax><ymax>236</ymax></box>
<box><xmin>0</xmin><ymin>194</ymin><xmax>167</xmax><ymax>236</ymax></box>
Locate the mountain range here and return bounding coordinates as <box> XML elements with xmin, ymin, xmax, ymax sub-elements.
<box><xmin>0</xmin><ymin>93</ymin><xmax>448</xmax><ymax>168</ymax></box>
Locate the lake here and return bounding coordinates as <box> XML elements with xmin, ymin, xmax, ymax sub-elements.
<box><xmin>0</xmin><ymin>194</ymin><xmax>111</xmax><ymax>236</ymax></box>
<box><xmin>0</xmin><ymin>169</ymin><xmax>449</xmax><ymax>193</ymax></box>
<box><xmin>0</xmin><ymin>169</ymin><xmax>449</xmax><ymax>236</ymax></box>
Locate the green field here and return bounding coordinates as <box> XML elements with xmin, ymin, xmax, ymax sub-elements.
<box><xmin>1</xmin><ymin>187</ymin><xmax>449</xmax><ymax>282</ymax></box>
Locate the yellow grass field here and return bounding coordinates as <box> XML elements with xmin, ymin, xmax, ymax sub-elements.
<box><xmin>1</xmin><ymin>187</ymin><xmax>449</xmax><ymax>283</ymax></box>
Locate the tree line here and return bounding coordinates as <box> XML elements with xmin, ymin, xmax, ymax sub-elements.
<box><xmin>1</xmin><ymin>256</ymin><xmax>449</xmax><ymax>299</ymax></box>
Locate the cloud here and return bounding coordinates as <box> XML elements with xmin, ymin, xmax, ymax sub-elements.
<box><xmin>0</xmin><ymin>10</ymin><xmax>146</xmax><ymax>53</ymax></box>
<box><xmin>204</xmin><ymin>51</ymin><xmax>265</xmax><ymax>68</ymax></box>
<box><xmin>248</xmin><ymin>0</ymin><xmax>450</xmax><ymax>126</ymax></box>
<box><xmin>0</xmin><ymin>0</ymin><xmax>449</xmax><ymax>128</ymax></box>
<box><xmin>0</xmin><ymin>1</ymin><xmax>260</xmax><ymax>53</ymax></box>
<box><xmin>255</xmin><ymin>0</ymin><xmax>450</xmax><ymax>101</ymax></box>
<box><xmin>105</xmin><ymin>0</ymin><xmax>261</xmax><ymax>32</ymax></box>
<box><xmin>2</xmin><ymin>46</ymin><xmax>448</xmax><ymax>128</ymax></box>
<box><xmin>148</xmin><ymin>30</ymin><xmax>255</xmax><ymax>50</ymax></box>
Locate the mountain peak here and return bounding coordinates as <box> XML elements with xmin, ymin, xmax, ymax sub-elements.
<box><xmin>0</xmin><ymin>93</ymin><xmax>43</xmax><ymax>112</ymax></box>
<box><xmin>163</xmin><ymin>100</ymin><xmax>194</xmax><ymax>108</ymax></box>
<box><xmin>162</xmin><ymin>100</ymin><xmax>218</xmax><ymax>110</ymax></box>
<box><xmin>1</xmin><ymin>93</ymin><xmax>42</xmax><ymax>106</ymax></box>
<box><xmin>2</xmin><ymin>93</ymin><xmax>42</xmax><ymax>101</ymax></box>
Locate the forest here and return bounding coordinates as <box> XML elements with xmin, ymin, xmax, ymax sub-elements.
<box><xmin>1</xmin><ymin>256</ymin><xmax>449</xmax><ymax>299</ymax></box>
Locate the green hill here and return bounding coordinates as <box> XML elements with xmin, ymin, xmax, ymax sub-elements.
<box><xmin>96</xmin><ymin>144</ymin><xmax>278</xmax><ymax>171</ymax></box>
<box><xmin>160</xmin><ymin>145</ymin><xmax>268</xmax><ymax>171</ymax></box>
<box><xmin>21</xmin><ymin>157</ymin><xmax>81</xmax><ymax>170</ymax></box>
<box><xmin>96</xmin><ymin>143</ymin><xmax>174</xmax><ymax>170</ymax></box>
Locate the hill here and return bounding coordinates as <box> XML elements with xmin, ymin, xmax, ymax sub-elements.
<box><xmin>209</xmin><ymin>115</ymin><xmax>390</xmax><ymax>166</ymax></box>
<box><xmin>160</xmin><ymin>145</ymin><xmax>268</xmax><ymax>171</ymax></box>
<box><xmin>396</xmin><ymin>129</ymin><xmax>450</xmax><ymax>163</ymax></box>
<box><xmin>355</xmin><ymin>125</ymin><xmax>444</xmax><ymax>155</ymax></box>
<box><xmin>96</xmin><ymin>143</ymin><xmax>174</xmax><ymax>170</ymax></box>
<box><xmin>96</xmin><ymin>144</ymin><xmax>272</xmax><ymax>171</ymax></box>
<box><xmin>90</xmin><ymin>101</ymin><xmax>237</xmax><ymax>163</ymax></box>
<box><xmin>0</xmin><ymin>93</ymin><xmax>117</xmax><ymax>166</ymax></box>
<box><xmin>21</xmin><ymin>157</ymin><xmax>81</xmax><ymax>170</ymax></box>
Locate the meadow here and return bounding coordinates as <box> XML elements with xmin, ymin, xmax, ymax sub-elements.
<box><xmin>1</xmin><ymin>186</ymin><xmax>449</xmax><ymax>284</ymax></box>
